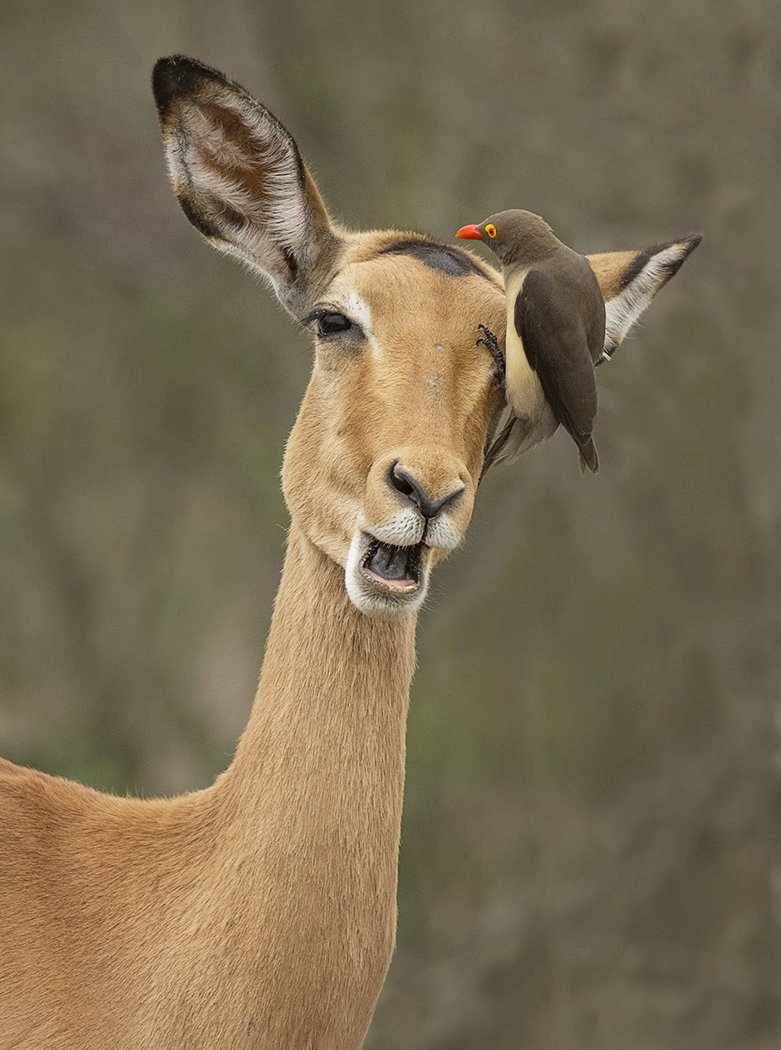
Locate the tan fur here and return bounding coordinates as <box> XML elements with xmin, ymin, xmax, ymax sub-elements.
<box><xmin>0</xmin><ymin>56</ymin><xmax>700</xmax><ymax>1050</ymax></box>
<box><xmin>587</xmin><ymin>249</ymin><xmax>640</xmax><ymax>301</ymax></box>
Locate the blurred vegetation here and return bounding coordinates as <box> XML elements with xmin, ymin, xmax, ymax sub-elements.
<box><xmin>1</xmin><ymin>1</ymin><xmax>779</xmax><ymax>1047</ymax></box>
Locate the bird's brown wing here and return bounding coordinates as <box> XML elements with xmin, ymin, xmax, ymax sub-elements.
<box><xmin>514</xmin><ymin>267</ymin><xmax>598</xmax><ymax>450</ymax></box>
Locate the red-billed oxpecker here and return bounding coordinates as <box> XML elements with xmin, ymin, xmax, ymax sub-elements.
<box><xmin>457</xmin><ymin>210</ymin><xmax>605</xmax><ymax>474</ymax></box>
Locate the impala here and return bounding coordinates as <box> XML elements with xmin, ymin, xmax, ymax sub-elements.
<box><xmin>0</xmin><ymin>56</ymin><xmax>700</xmax><ymax>1049</ymax></box>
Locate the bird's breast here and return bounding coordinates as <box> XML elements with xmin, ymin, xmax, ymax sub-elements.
<box><xmin>503</xmin><ymin>268</ymin><xmax>545</xmax><ymax>422</ymax></box>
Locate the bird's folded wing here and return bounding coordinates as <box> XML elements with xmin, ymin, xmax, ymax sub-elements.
<box><xmin>514</xmin><ymin>268</ymin><xmax>597</xmax><ymax>445</ymax></box>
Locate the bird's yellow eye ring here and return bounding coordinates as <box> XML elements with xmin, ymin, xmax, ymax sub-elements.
<box><xmin>485</xmin><ymin>223</ymin><xmax>497</xmax><ymax>239</ymax></box>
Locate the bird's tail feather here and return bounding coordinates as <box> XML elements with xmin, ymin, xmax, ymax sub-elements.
<box><xmin>579</xmin><ymin>438</ymin><xmax>599</xmax><ymax>475</ymax></box>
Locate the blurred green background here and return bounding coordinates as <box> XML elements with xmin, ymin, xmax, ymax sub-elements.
<box><xmin>1</xmin><ymin>2</ymin><xmax>779</xmax><ymax>1047</ymax></box>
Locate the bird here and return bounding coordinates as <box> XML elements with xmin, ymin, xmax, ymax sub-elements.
<box><xmin>457</xmin><ymin>209</ymin><xmax>605</xmax><ymax>474</ymax></box>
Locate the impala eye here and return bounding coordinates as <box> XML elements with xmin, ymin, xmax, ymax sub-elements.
<box><xmin>316</xmin><ymin>312</ymin><xmax>353</xmax><ymax>337</ymax></box>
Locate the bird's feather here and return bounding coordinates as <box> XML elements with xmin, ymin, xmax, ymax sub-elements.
<box><xmin>513</xmin><ymin>264</ymin><xmax>603</xmax><ymax>469</ymax></box>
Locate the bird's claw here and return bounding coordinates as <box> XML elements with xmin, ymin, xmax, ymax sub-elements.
<box><xmin>476</xmin><ymin>324</ymin><xmax>505</xmax><ymax>381</ymax></box>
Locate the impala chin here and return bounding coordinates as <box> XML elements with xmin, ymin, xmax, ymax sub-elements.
<box><xmin>345</xmin><ymin>515</ymin><xmax>461</xmax><ymax>618</ymax></box>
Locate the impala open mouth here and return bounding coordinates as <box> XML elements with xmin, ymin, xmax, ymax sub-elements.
<box><xmin>346</xmin><ymin>530</ymin><xmax>433</xmax><ymax>617</ymax></box>
<box><xmin>361</xmin><ymin>537</ymin><xmax>424</xmax><ymax>593</ymax></box>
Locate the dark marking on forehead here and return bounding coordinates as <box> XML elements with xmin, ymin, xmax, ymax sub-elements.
<box><xmin>379</xmin><ymin>240</ymin><xmax>493</xmax><ymax>281</ymax></box>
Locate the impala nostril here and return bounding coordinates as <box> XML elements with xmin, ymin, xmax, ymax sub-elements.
<box><xmin>389</xmin><ymin>463</ymin><xmax>464</xmax><ymax>520</ymax></box>
<box><xmin>390</xmin><ymin>464</ymin><xmax>427</xmax><ymax>510</ymax></box>
<box><xmin>390</xmin><ymin>462</ymin><xmax>416</xmax><ymax>499</ymax></box>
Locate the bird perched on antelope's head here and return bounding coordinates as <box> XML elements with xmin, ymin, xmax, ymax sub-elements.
<box><xmin>457</xmin><ymin>209</ymin><xmax>605</xmax><ymax>474</ymax></box>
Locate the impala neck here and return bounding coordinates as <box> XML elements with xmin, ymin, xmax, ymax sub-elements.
<box><xmin>220</xmin><ymin>522</ymin><xmax>416</xmax><ymax>887</ymax></box>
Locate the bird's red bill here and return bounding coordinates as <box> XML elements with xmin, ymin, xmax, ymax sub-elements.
<box><xmin>456</xmin><ymin>224</ymin><xmax>483</xmax><ymax>240</ymax></box>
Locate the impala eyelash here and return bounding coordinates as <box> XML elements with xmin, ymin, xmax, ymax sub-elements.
<box><xmin>300</xmin><ymin>306</ymin><xmax>365</xmax><ymax>341</ymax></box>
<box><xmin>299</xmin><ymin>307</ymin><xmax>329</xmax><ymax>328</ymax></box>
<box><xmin>300</xmin><ymin>306</ymin><xmax>344</xmax><ymax>326</ymax></box>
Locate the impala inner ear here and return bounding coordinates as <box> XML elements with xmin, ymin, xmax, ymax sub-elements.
<box><xmin>587</xmin><ymin>234</ymin><xmax>702</xmax><ymax>362</ymax></box>
<box><xmin>153</xmin><ymin>55</ymin><xmax>342</xmax><ymax>315</ymax></box>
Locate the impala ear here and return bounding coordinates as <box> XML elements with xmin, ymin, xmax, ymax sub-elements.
<box><xmin>587</xmin><ymin>234</ymin><xmax>702</xmax><ymax>362</ymax></box>
<box><xmin>152</xmin><ymin>55</ymin><xmax>343</xmax><ymax>315</ymax></box>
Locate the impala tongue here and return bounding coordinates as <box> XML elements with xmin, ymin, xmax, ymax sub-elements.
<box><xmin>367</xmin><ymin>541</ymin><xmax>416</xmax><ymax>582</ymax></box>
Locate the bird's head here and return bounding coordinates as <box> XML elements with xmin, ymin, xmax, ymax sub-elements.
<box><xmin>456</xmin><ymin>209</ymin><xmax>559</xmax><ymax>267</ymax></box>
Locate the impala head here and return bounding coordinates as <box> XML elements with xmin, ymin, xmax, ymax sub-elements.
<box><xmin>152</xmin><ymin>56</ymin><xmax>701</xmax><ymax>619</ymax></box>
<box><xmin>285</xmin><ymin>240</ymin><xmax>506</xmax><ymax>617</ymax></box>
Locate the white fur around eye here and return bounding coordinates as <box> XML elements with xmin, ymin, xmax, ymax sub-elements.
<box><xmin>342</xmin><ymin>292</ymin><xmax>375</xmax><ymax>343</ymax></box>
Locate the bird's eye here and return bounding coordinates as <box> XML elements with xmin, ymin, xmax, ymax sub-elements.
<box><xmin>485</xmin><ymin>224</ymin><xmax>497</xmax><ymax>239</ymax></box>
<box><xmin>316</xmin><ymin>312</ymin><xmax>353</xmax><ymax>337</ymax></box>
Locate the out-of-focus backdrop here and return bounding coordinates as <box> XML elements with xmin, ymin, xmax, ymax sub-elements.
<box><xmin>1</xmin><ymin>2</ymin><xmax>779</xmax><ymax>1047</ymax></box>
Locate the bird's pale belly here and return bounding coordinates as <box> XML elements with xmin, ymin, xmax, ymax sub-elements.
<box><xmin>504</xmin><ymin>270</ymin><xmax>546</xmax><ymax>423</ymax></box>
